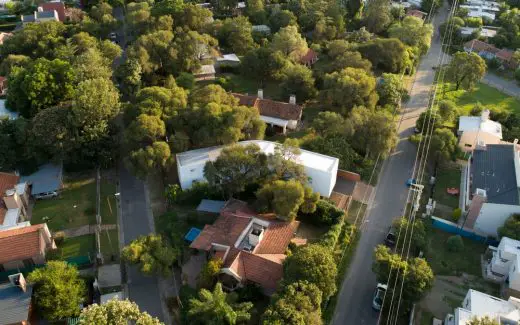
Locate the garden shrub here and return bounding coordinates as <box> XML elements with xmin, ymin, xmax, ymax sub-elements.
<box><xmin>452</xmin><ymin>208</ymin><xmax>462</xmax><ymax>222</ymax></box>
<box><xmin>299</xmin><ymin>199</ymin><xmax>344</xmax><ymax>226</ymax></box>
<box><xmin>446</xmin><ymin>235</ymin><xmax>464</xmax><ymax>252</ymax></box>
<box><xmin>198</xmin><ymin>258</ymin><xmax>223</xmax><ymax>289</ymax></box>
<box><xmin>166</xmin><ymin>182</ymin><xmax>224</xmax><ymax>206</ymax></box>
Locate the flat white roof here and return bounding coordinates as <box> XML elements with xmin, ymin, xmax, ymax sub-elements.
<box><xmin>195</xmin><ymin>64</ymin><xmax>215</xmax><ymax>75</ymax></box>
<box><xmin>176</xmin><ymin>140</ymin><xmax>339</xmax><ymax>172</ymax></box>
<box><xmin>499</xmin><ymin>237</ymin><xmax>520</xmax><ymax>256</ymax></box>
<box><xmin>459</xmin><ymin>116</ymin><xmax>502</xmax><ymax>138</ymax></box>
<box><xmin>217</xmin><ymin>54</ymin><xmax>240</xmax><ymax>62</ymax></box>
<box><xmin>252</xmin><ymin>25</ymin><xmax>271</xmax><ymax>32</ymax></box>
<box><xmin>456</xmin><ymin>289</ymin><xmax>520</xmax><ymax>324</ymax></box>
<box><xmin>2</xmin><ymin>208</ymin><xmax>19</xmax><ymax>227</ymax></box>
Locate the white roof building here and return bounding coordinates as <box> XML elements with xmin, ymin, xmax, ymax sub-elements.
<box><xmin>460</xmin><ymin>27</ymin><xmax>498</xmax><ymax>38</ymax></box>
<box><xmin>217</xmin><ymin>54</ymin><xmax>240</xmax><ymax>63</ymax></box>
<box><xmin>445</xmin><ymin>289</ymin><xmax>520</xmax><ymax>325</ymax></box>
<box><xmin>458</xmin><ymin>110</ymin><xmax>502</xmax><ymax>139</ymax></box>
<box><xmin>252</xmin><ymin>25</ymin><xmax>271</xmax><ymax>34</ymax></box>
<box><xmin>176</xmin><ymin>140</ymin><xmax>339</xmax><ymax>197</ymax></box>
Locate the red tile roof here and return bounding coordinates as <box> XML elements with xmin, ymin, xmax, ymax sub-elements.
<box><xmin>232</xmin><ymin>93</ymin><xmax>303</xmax><ymax>121</ymax></box>
<box><xmin>0</xmin><ymin>224</ymin><xmax>46</xmax><ymax>264</ymax></box>
<box><xmin>39</xmin><ymin>2</ymin><xmax>66</xmax><ymax>22</ymax></box>
<box><xmin>255</xmin><ymin>221</ymin><xmax>299</xmax><ymax>254</ymax></box>
<box><xmin>227</xmin><ymin>250</ymin><xmax>283</xmax><ymax>293</ymax></box>
<box><xmin>299</xmin><ymin>48</ymin><xmax>318</xmax><ymax>65</ymax></box>
<box><xmin>496</xmin><ymin>49</ymin><xmax>514</xmax><ymax>62</ymax></box>
<box><xmin>464</xmin><ymin>39</ymin><xmax>499</xmax><ymax>54</ymax></box>
<box><xmin>190</xmin><ymin>215</ymin><xmax>251</xmax><ymax>250</ymax></box>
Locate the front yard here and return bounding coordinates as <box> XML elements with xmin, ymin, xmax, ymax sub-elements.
<box><xmin>432</xmin><ymin>165</ymin><xmax>461</xmax><ymax>210</ymax></box>
<box><xmin>441</xmin><ymin>82</ymin><xmax>520</xmax><ymax>115</ymax></box>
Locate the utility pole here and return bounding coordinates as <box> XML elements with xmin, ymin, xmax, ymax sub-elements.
<box><xmin>96</xmin><ymin>167</ymin><xmax>103</xmax><ymax>265</ymax></box>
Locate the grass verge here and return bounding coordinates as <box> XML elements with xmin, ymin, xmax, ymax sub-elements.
<box><xmin>58</xmin><ymin>234</ymin><xmax>96</xmax><ymax>259</ymax></box>
<box><xmin>432</xmin><ymin>165</ymin><xmax>461</xmax><ymax>209</ymax></box>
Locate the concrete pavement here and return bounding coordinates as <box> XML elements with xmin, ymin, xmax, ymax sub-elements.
<box><xmin>331</xmin><ymin>4</ymin><xmax>450</xmax><ymax>325</ymax></box>
<box><xmin>119</xmin><ymin>166</ymin><xmax>164</xmax><ymax>321</ymax></box>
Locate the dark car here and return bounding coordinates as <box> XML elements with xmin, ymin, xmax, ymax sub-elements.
<box><xmin>384</xmin><ymin>227</ymin><xmax>397</xmax><ymax>247</ymax></box>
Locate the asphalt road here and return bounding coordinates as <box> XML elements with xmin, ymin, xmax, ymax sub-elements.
<box><xmin>331</xmin><ymin>5</ymin><xmax>450</xmax><ymax>325</ymax></box>
<box><xmin>119</xmin><ymin>166</ymin><xmax>164</xmax><ymax>321</ymax></box>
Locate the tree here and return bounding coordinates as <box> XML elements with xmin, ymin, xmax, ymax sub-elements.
<box><xmin>498</xmin><ymin>214</ymin><xmax>520</xmax><ymax>240</ymax></box>
<box><xmin>311</xmin><ymin>111</ymin><xmax>354</xmax><ymax>137</ymax></box>
<box><xmin>467</xmin><ymin>316</ymin><xmax>500</xmax><ymax>325</ymax></box>
<box><xmin>246</xmin><ymin>0</ymin><xmax>266</xmax><ymax>24</ymax></box>
<box><xmin>256</xmin><ymin>180</ymin><xmax>306</xmax><ymax>220</ymax></box>
<box><xmin>126</xmin><ymin>114</ymin><xmax>166</xmax><ymax>147</ymax></box>
<box><xmin>280</xmin><ymin>64</ymin><xmax>317</xmax><ymax>102</ymax></box>
<box><xmin>271</xmin><ymin>25</ymin><xmax>309</xmax><ymax>62</ymax></box>
<box><xmin>31</xmin><ymin>105</ymin><xmax>73</xmax><ymax>160</ymax></box>
<box><xmin>79</xmin><ymin>299</ymin><xmax>163</xmax><ymax>325</ymax></box>
<box><xmin>0</xmin><ymin>54</ymin><xmax>30</xmax><ymax>76</ymax></box>
<box><xmin>217</xmin><ymin>17</ymin><xmax>256</xmax><ymax>55</ymax></box>
<box><xmin>174</xmin><ymin>4</ymin><xmax>212</xmax><ymax>32</ymax></box>
<box><xmin>284</xmin><ymin>244</ymin><xmax>337</xmax><ymax>300</ymax></box>
<box><xmin>391</xmin><ymin>217</ymin><xmax>427</xmax><ymax>253</ymax></box>
<box><xmin>0</xmin><ymin>118</ymin><xmax>33</xmax><ymax>171</ymax></box>
<box><xmin>240</xmin><ymin>47</ymin><xmax>289</xmax><ymax>84</ymax></box>
<box><xmin>171</xmin><ymin>28</ymin><xmax>218</xmax><ymax>73</ymax></box>
<box><xmin>134</xmin><ymin>85</ymin><xmax>188</xmax><ymax>120</ymax></box>
<box><xmin>267</xmin><ymin>139</ymin><xmax>309</xmax><ymax>185</ymax></box>
<box><xmin>28</xmin><ymin>261</ymin><xmax>86</xmax><ymax>320</ymax></box>
<box><xmin>72</xmin><ymin>78</ymin><xmax>120</xmax><ymax>135</ymax></box>
<box><xmin>446</xmin><ymin>235</ymin><xmax>464</xmax><ymax>252</ymax></box>
<box><xmin>0</xmin><ymin>21</ymin><xmax>67</xmax><ymax>58</ymax></box>
<box><xmin>377</xmin><ymin>73</ymin><xmax>406</xmax><ymax>107</ymax></box>
<box><xmin>358</xmin><ymin>38</ymin><xmax>411</xmax><ymax>74</ymax></box>
<box><xmin>122</xmin><ymin>234</ymin><xmax>179</xmax><ymax>276</ymax></box>
<box><xmin>388</xmin><ymin>16</ymin><xmax>433</xmax><ymax>55</ymax></box>
<box><xmin>7</xmin><ymin>58</ymin><xmax>75</xmax><ymax>118</ymax></box>
<box><xmin>351</xmin><ymin>107</ymin><xmax>398</xmax><ymax>159</ymax></box>
<box><xmin>446</xmin><ymin>52</ymin><xmax>487</xmax><ymax>90</ymax></box>
<box><xmin>363</xmin><ymin>0</ymin><xmax>392</xmax><ymax>34</ymax></box>
<box><xmin>115</xmin><ymin>58</ymin><xmax>142</xmax><ymax>97</ymax></box>
<box><xmin>429</xmin><ymin>128</ymin><xmax>458</xmax><ymax>163</ymax></box>
<box><xmin>73</xmin><ymin>48</ymin><xmax>113</xmax><ymax>82</ymax></box>
<box><xmin>204</xmin><ymin>143</ymin><xmax>268</xmax><ymax>197</ymax></box>
<box><xmin>321</xmin><ymin>50</ymin><xmax>372</xmax><ymax>74</ymax></box>
<box><xmin>269</xmin><ymin>9</ymin><xmax>297</xmax><ymax>33</ymax></box>
<box><xmin>188</xmin><ymin>283</ymin><xmax>253</xmax><ymax>325</ymax></box>
<box><xmin>127</xmin><ymin>30</ymin><xmax>175</xmax><ymax>77</ymax></box>
<box><xmin>262</xmin><ymin>281</ymin><xmax>323</xmax><ymax>325</ymax></box>
<box><xmin>421</xmin><ymin>0</ymin><xmax>442</xmax><ymax>14</ymax></box>
<box><xmin>438</xmin><ymin>100</ymin><xmax>457</xmax><ymax>121</ymax></box>
<box><xmin>125</xmin><ymin>141</ymin><xmax>172</xmax><ymax>178</ymax></box>
<box><xmin>320</xmin><ymin>68</ymin><xmax>378</xmax><ymax>115</ymax></box>
<box><xmin>415</xmin><ymin>109</ymin><xmax>443</xmax><ymax>132</ymax></box>
<box><xmin>198</xmin><ymin>258</ymin><xmax>223</xmax><ymax>289</ymax></box>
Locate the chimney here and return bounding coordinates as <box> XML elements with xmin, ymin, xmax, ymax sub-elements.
<box><xmin>257</xmin><ymin>89</ymin><xmax>263</xmax><ymax>99</ymax></box>
<box><xmin>8</xmin><ymin>273</ymin><xmax>27</xmax><ymax>292</ymax></box>
<box><xmin>481</xmin><ymin>109</ymin><xmax>490</xmax><ymax>122</ymax></box>
<box><xmin>289</xmin><ymin>95</ymin><xmax>296</xmax><ymax>105</ymax></box>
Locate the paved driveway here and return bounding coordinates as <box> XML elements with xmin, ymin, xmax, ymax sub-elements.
<box><xmin>119</xmin><ymin>166</ymin><xmax>164</xmax><ymax>321</ymax></box>
<box><xmin>331</xmin><ymin>4</ymin><xmax>450</xmax><ymax>324</ymax></box>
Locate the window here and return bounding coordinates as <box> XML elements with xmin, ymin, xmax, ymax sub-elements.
<box><xmin>23</xmin><ymin>259</ymin><xmax>35</xmax><ymax>268</ymax></box>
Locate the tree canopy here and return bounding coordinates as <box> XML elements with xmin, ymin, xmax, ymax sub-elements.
<box><xmin>122</xmin><ymin>234</ymin><xmax>179</xmax><ymax>276</ymax></box>
<box><xmin>498</xmin><ymin>214</ymin><xmax>520</xmax><ymax>240</ymax></box>
<box><xmin>446</xmin><ymin>52</ymin><xmax>486</xmax><ymax>90</ymax></box>
<box><xmin>79</xmin><ymin>299</ymin><xmax>163</xmax><ymax>325</ymax></box>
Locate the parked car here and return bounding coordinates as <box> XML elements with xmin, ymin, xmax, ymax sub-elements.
<box><xmin>406</xmin><ymin>178</ymin><xmax>417</xmax><ymax>187</ymax></box>
<box><xmin>372</xmin><ymin>283</ymin><xmax>388</xmax><ymax>311</ymax></box>
<box><xmin>109</xmin><ymin>32</ymin><xmax>117</xmax><ymax>40</ymax></box>
<box><xmin>34</xmin><ymin>191</ymin><xmax>58</xmax><ymax>200</ymax></box>
<box><xmin>384</xmin><ymin>227</ymin><xmax>397</xmax><ymax>248</ymax></box>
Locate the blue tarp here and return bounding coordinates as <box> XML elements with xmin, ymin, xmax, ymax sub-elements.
<box><xmin>21</xmin><ymin>163</ymin><xmax>63</xmax><ymax>195</ymax></box>
<box><xmin>185</xmin><ymin>227</ymin><xmax>202</xmax><ymax>242</ymax></box>
<box><xmin>196</xmin><ymin>199</ymin><xmax>226</xmax><ymax>213</ymax></box>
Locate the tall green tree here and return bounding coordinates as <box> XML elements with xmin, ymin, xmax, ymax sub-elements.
<box><xmin>280</xmin><ymin>64</ymin><xmax>317</xmax><ymax>102</ymax></box>
<box><xmin>126</xmin><ymin>141</ymin><xmax>172</xmax><ymax>178</ymax></box>
<box><xmin>240</xmin><ymin>47</ymin><xmax>289</xmax><ymax>84</ymax></box>
<box><xmin>358</xmin><ymin>38</ymin><xmax>411</xmax><ymax>74</ymax></box>
<box><xmin>262</xmin><ymin>281</ymin><xmax>323</xmax><ymax>325</ymax></box>
<box><xmin>216</xmin><ymin>17</ymin><xmax>256</xmax><ymax>55</ymax></box>
<box><xmin>79</xmin><ymin>299</ymin><xmax>163</xmax><ymax>325</ymax></box>
<box><xmin>377</xmin><ymin>73</ymin><xmax>406</xmax><ymax>107</ymax></box>
<box><xmin>311</xmin><ymin>111</ymin><xmax>354</xmax><ymax>137</ymax></box>
<box><xmin>388</xmin><ymin>16</ymin><xmax>433</xmax><ymax>55</ymax></box>
<box><xmin>271</xmin><ymin>25</ymin><xmax>309</xmax><ymax>62</ymax></box>
<box><xmin>363</xmin><ymin>0</ymin><xmax>392</xmax><ymax>34</ymax></box>
<box><xmin>7</xmin><ymin>58</ymin><xmax>75</xmax><ymax>118</ymax></box>
<box><xmin>446</xmin><ymin>52</ymin><xmax>487</xmax><ymax>90</ymax></box>
<box><xmin>122</xmin><ymin>234</ymin><xmax>179</xmax><ymax>276</ymax></box>
<box><xmin>283</xmin><ymin>244</ymin><xmax>338</xmax><ymax>300</ymax></box>
<box><xmin>320</xmin><ymin>67</ymin><xmax>378</xmax><ymax>115</ymax></box>
<box><xmin>28</xmin><ymin>261</ymin><xmax>86</xmax><ymax>321</ymax></box>
<box><xmin>498</xmin><ymin>214</ymin><xmax>520</xmax><ymax>240</ymax></box>
<box><xmin>256</xmin><ymin>179</ymin><xmax>306</xmax><ymax>220</ymax></box>
<box><xmin>429</xmin><ymin>128</ymin><xmax>458</xmax><ymax>163</ymax></box>
<box><xmin>269</xmin><ymin>9</ymin><xmax>298</xmax><ymax>33</ymax></box>
<box><xmin>188</xmin><ymin>283</ymin><xmax>253</xmax><ymax>325</ymax></box>
<box><xmin>351</xmin><ymin>107</ymin><xmax>398</xmax><ymax>159</ymax></box>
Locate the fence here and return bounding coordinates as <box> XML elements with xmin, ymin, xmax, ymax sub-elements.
<box><xmin>431</xmin><ymin>216</ymin><xmax>498</xmax><ymax>245</ymax></box>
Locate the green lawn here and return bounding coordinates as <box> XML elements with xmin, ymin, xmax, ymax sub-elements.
<box><xmin>221</xmin><ymin>73</ymin><xmax>282</xmax><ymax>100</ymax></box>
<box><xmin>425</xmin><ymin>225</ymin><xmax>487</xmax><ymax>276</ymax></box>
<box><xmin>345</xmin><ymin>200</ymin><xmax>367</xmax><ymax>227</ymax></box>
<box><xmin>441</xmin><ymin>82</ymin><xmax>520</xmax><ymax>115</ymax></box>
<box><xmin>32</xmin><ymin>175</ymin><xmax>117</xmax><ymax>231</ymax></box>
<box><xmin>432</xmin><ymin>166</ymin><xmax>461</xmax><ymax>209</ymax></box>
<box><xmin>100</xmin><ymin>229</ymin><xmax>119</xmax><ymax>258</ymax></box>
<box><xmin>57</xmin><ymin>235</ymin><xmax>96</xmax><ymax>259</ymax></box>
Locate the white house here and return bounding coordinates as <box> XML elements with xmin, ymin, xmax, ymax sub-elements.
<box><xmin>176</xmin><ymin>140</ymin><xmax>339</xmax><ymax>197</ymax></box>
<box><xmin>462</xmin><ymin>143</ymin><xmax>520</xmax><ymax>237</ymax></box>
<box><xmin>458</xmin><ymin>110</ymin><xmax>502</xmax><ymax>152</ymax></box>
<box><xmin>216</xmin><ymin>54</ymin><xmax>241</xmax><ymax>67</ymax></box>
<box><xmin>460</xmin><ymin>1</ymin><xmax>500</xmax><ymax>21</ymax></box>
<box><xmin>21</xmin><ymin>7</ymin><xmax>59</xmax><ymax>24</ymax></box>
<box><xmin>486</xmin><ymin>237</ymin><xmax>520</xmax><ymax>297</ymax></box>
<box><xmin>252</xmin><ymin>25</ymin><xmax>271</xmax><ymax>34</ymax></box>
<box><xmin>445</xmin><ymin>289</ymin><xmax>520</xmax><ymax>325</ymax></box>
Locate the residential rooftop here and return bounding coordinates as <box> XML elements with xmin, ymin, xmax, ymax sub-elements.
<box><xmin>471</xmin><ymin>144</ymin><xmax>519</xmax><ymax>205</ymax></box>
<box><xmin>0</xmin><ymin>223</ymin><xmax>48</xmax><ymax>265</ymax></box>
<box><xmin>0</xmin><ymin>281</ymin><xmax>33</xmax><ymax>325</ymax></box>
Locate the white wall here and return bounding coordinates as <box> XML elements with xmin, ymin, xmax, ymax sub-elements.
<box><xmin>178</xmin><ymin>158</ymin><xmax>338</xmax><ymax>198</ymax></box>
<box><xmin>475</xmin><ymin>203</ymin><xmax>520</xmax><ymax>237</ymax></box>
<box><xmin>509</xmin><ymin>262</ymin><xmax>520</xmax><ymax>292</ymax></box>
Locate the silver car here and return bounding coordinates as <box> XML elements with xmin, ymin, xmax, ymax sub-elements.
<box><xmin>34</xmin><ymin>191</ymin><xmax>58</xmax><ymax>200</ymax></box>
<box><xmin>372</xmin><ymin>283</ymin><xmax>388</xmax><ymax>311</ymax></box>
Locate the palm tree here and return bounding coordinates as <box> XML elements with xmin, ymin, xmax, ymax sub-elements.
<box><xmin>188</xmin><ymin>282</ymin><xmax>253</xmax><ymax>325</ymax></box>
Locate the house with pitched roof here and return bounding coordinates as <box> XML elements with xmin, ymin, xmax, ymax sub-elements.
<box><xmin>0</xmin><ymin>273</ymin><xmax>33</xmax><ymax>325</ymax></box>
<box><xmin>464</xmin><ymin>39</ymin><xmax>519</xmax><ymax>69</ymax></box>
<box><xmin>233</xmin><ymin>91</ymin><xmax>303</xmax><ymax>133</ymax></box>
<box><xmin>0</xmin><ymin>223</ymin><xmax>55</xmax><ymax>272</ymax></box>
<box><xmin>458</xmin><ymin>109</ymin><xmax>503</xmax><ymax>152</ymax></box>
<box><xmin>38</xmin><ymin>2</ymin><xmax>66</xmax><ymax>22</ymax></box>
<box><xmin>189</xmin><ymin>199</ymin><xmax>305</xmax><ymax>294</ymax></box>
<box><xmin>299</xmin><ymin>48</ymin><xmax>318</xmax><ymax>67</ymax></box>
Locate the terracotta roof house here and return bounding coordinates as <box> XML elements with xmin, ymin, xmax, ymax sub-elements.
<box><xmin>406</xmin><ymin>9</ymin><xmax>428</xmax><ymax>19</ymax></box>
<box><xmin>38</xmin><ymin>2</ymin><xmax>66</xmax><ymax>22</ymax></box>
<box><xmin>0</xmin><ymin>273</ymin><xmax>33</xmax><ymax>325</ymax></box>
<box><xmin>299</xmin><ymin>48</ymin><xmax>318</xmax><ymax>67</ymax></box>
<box><xmin>496</xmin><ymin>48</ymin><xmax>519</xmax><ymax>70</ymax></box>
<box><xmin>464</xmin><ymin>39</ymin><xmax>518</xmax><ymax>69</ymax></box>
<box><xmin>0</xmin><ymin>223</ymin><xmax>56</xmax><ymax>272</ymax></box>
<box><xmin>232</xmin><ymin>91</ymin><xmax>303</xmax><ymax>133</ymax></box>
<box><xmin>0</xmin><ymin>76</ymin><xmax>7</xmax><ymax>96</ymax></box>
<box><xmin>190</xmin><ymin>199</ymin><xmax>304</xmax><ymax>294</ymax></box>
<box><xmin>0</xmin><ymin>173</ymin><xmax>30</xmax><ymax>231</ymax></box>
